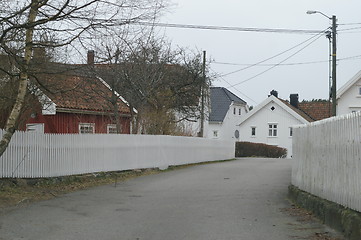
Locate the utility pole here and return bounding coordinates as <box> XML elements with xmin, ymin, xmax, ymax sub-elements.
<box><xmin>307</xmin><ymin>11</ymin><xmax>337</xmax><ymax>116</ymax></box>
<box><xmin>331</xmin><ymin>15</ymin><xmax>337</xmax><ymax>116</ymax></box>
<box><xmin>200</xmin><ymin>50</ymin><xmax>206</xmax><ymax>137</ymax></box>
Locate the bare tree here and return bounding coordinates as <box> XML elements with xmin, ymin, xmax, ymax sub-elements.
<box><xmin>97</xmin><ymin>37</ymin><xmax>210</xmax><ymax>135</ymax></box>
<box><xmin>0</xmin><ymin>0</ymin><xmax>168</xmax><ymax>157</ymax></box>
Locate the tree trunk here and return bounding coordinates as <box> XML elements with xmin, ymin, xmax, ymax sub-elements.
<box><xmin>129</xmin><ymin>103</ymin><xmax>138</xmax><ymax>134</ymax></box>
<box><xmin>0</xmin><ymin>0</ymin><xmax>39</xmax><ymax>157</ymax></box>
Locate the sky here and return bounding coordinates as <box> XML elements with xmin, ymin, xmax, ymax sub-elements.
<box><xmin>157</xmin><ymin>0</ymin><xmax>361</xmax><ymax>106</ymax></box>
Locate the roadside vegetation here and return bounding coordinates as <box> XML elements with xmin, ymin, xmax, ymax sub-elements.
<box><xmin>0</xmin><ymin>169</ymin><xmax>161</xmax><ymax>210</ymax></box>
<box><xmin>0</xmin><ymin>160</ymin><xmax>233</xmax><ymax>210</ymax></box>
<box><xmin>235</xmin><ymin>141</ymin><xmax>287</xmax><ymax>158</ymax></box>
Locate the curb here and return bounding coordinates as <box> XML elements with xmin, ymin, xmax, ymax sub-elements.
<box><xmin>288</xmin><ymin>185</ymin><xmax>361</xmax><ymax>240</ymax></box>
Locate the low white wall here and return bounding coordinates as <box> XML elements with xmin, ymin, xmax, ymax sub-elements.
<box><xmin>292</xmin><ymin>112</ymin><xmax>361</xmax><ymax>212</ymax></box>
<box><xmin>0</xmin><ymin>131</ymin><xmax>235</xmax><ymax>178</ymax></box>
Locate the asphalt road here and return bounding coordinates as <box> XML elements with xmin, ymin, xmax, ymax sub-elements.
<box><xmin>0</xmin><ymin>158</ymin><xmax>341</xmax><ymax>240</ymax></box>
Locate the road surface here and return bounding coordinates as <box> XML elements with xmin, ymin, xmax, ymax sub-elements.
<box><xmin>0</xmin><ymin>158</ymin><xmax>341</xmax><ymax>240</ymax></box>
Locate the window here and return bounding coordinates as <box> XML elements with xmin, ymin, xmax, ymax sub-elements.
<box><xmin>213</xmin><ymin>130</ymin><xmax>218</xmax><ymax>138</ymax></box>
<box><xmin>359</xmin><ymin>87</ymin><xmax>361</xmax><ymax>95</ymax></box>
<box><xmin>289</xmin><ymin>127</ymin><xmax>293</xmax><ymax>137</ymax></box>
<box><xmin>268</xmin><ymin>124</ymin><xmax>278</xmax><ymax>137</ymax></box>
<box><xmin>233</xmin><ymin>107</ymin><xmax>236</xmax><ymax>115</ymax></box>
<box><xmin>107</xmin><ymin>124</ymin><xmax>119</xmax><ymax>134</ymax></box>
<box><xmin>26</xmin><ymin>123</ymin><xmax>44</xmax><ymax>133</ymax></box>
<box><xmin>239</xmin><ymin>108</ymin><xmax>241</xmax><ymax>115</ymax></box>
<box><xmin>234</xmin><ymin>130</ymin><xmax>240</xmax><ymax>139</ymax></box>
<box><xmin>350</xmin><ymin>107</ymin><xmax>361</xmax><ymax>113</ymax></box>
<box><xmin>251</xmin><ymin>127</ymin><xmax>256</xmax><ymax>136</ymax></box>
<box><xmin>79</xmin><ymin>123</ymin><xmax>95</xmax><ymax>134</ymax></box>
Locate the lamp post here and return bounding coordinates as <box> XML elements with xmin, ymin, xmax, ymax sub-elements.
<box><xmin>307</xmin><ymin>10</ymin><xmax>337</xmax><ymax>116</ymax></box>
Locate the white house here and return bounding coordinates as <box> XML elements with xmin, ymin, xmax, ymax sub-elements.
<box><xmin>237</xmin><ymin>92</ymin><xmax>314</xmax><ymax>157</ymax></box>
<box><xmin>207</xmin><ymin>87</ymin><xmax>248</xmax><ymax>141</ymax></box>
<box><xmin>175</xmin><ymin>87</ymin><xmax>248</xmax><ymax>141</ymax></box>
<box><xmin>337</xmin><ymin>70</ymin><xmax>361</xmax><ymax>115</ymax></box>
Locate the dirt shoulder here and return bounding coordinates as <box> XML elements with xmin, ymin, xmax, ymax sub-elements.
<box><xmin>282</xmin><ymin>205</ymin><xmax>344</xmax><ymax>240</ymax></box>
<box><xmin>0</xmin><ymin>168</ymin><xmax>162</xmax><ymax>211</ymax></box>
<box><xmin>0</xmin><ymin>160</ymin><xmax>232</xmax><ymax>211</ymax></box>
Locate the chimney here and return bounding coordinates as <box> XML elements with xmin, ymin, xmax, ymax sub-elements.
<box><xmin>87</xmin><ymin>50</ymin><xmax>94</xmax><ymax>65</ymax></box>
<box><xmin>290</xmin><ymin>94</ymin><xmax>299</xmax><ymax>108</ymax></box>
<box><xmin>269</xmin><ymin>90</ymin><xmax>278</xmax><ymax>98</ymax></box>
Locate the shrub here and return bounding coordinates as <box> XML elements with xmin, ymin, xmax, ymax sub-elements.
<box><xmin>235</xmin><ymin>141</ymin><xmax>287</xmax><ymax>158</ymax></box>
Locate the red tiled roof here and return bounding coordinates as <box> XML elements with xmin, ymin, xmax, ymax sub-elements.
<box><xmin>278</xmin><ymin>99</ymin><xmax>314</xmax><ymax>122</ymax></box>
<box><xmin>34</xmin><ymin>65</ymin><xmax>130</xmax><ymax>114</ymax></box>
<box><xmin>298</xmin><ymin>101</ymin><xmax>331</xmax><ymax>121</ymax></box>
<box><xmin>278</xmin><ymin>99</ymin><xmax>331</xmax><ymax>122</ymax></box>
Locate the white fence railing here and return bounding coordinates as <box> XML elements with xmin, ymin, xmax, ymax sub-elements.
<box><xmin>292</xmin><ymin>112</ymin><xmax>361</xmax><ymax>212</ymax></box>
<box><xmin>0</xmin><ymin>130</ymin><xmax>235</xmax><ymax>178</ymax></box>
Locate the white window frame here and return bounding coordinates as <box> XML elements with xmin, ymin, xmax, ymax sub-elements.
<box><xmin>268</xmin><ymin>123</ymin><xmax>278</xmax><ymax>137</ymax></box>
<box><xmin>26</xmin><ymin>123</ymin><xmax>44</xmax><ymax>133</ymax></box>
<box><xmin>289</xmin><ymin>127</ymin><xmax>293</xmax><ymax>137</ymax></box>
<box><xmin>239</xmin><ymin>108</ymin><xmax>241</xmax><ymax>115</ymax></box>
<box><xmin>233</xmin><ymin>107</ymin><xmax>236</xmax><ymax>115</ymax></box>
<box><xmin>234</xmin><ymin>130</ymin><xmax>240</xmax><ymax>139</ymax></box>
<box><xmin>79</xmin><ymin>123</ymin><xmax>95</xmax><ymax>134</ymax></box>
<box><xmin>359</xmin><ymin>87</ymin><xmax>361</xmax><ymax>96</ymax></box>
<box><xmin>107</xmin><ymin>124</ymin><xmax>120</xmax><ymax>134</ymax></box>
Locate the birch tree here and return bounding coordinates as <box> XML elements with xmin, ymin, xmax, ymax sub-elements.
<box><xmin>0</xmin><ymin>0</ymin><xmax>167</xmax><ymax>157</ymax></box>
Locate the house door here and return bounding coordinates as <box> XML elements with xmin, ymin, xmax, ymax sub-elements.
<box><xmin>26</xmin><ymin>123</ymin><xmax>44</xmax><ymax>133</ymax></box>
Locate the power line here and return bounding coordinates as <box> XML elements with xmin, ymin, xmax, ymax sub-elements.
<box><xmin>338</xmin><ymin>31</ymin><xmax>361</xmax><ymax>34</ymax></box>
<box><xmin>213</xmin><ymin>60</ymin><xmax>328</xmax><ymax>67</ymax></box>
<box><xmin>219</xmin><ymin>30</ymin><xmax>327</xmax><ymax>77</ymax></box>
<box><xmin>135</xmin><ymin>22</ymin><xmax>324</xmax><ymax>34</ymax></box>
<box><xmin>212</xmin><ymin>54</ymin><xmax>361</xmax><ymax>67</ymax></box>
<box><xmin>209</xmin><ymin>69</ymin><xmax>258</xmax><ymax>105</ymax></box>
<box><xmin>227</xmin><ymin>33</ymin><xmax>325</xmax><ymax>88</ymax></box>
<box><xmin>340</xmin><ymin>54</ymin><xmax>361</xmax><ymax>60</ymax></box>
<box><xmin>338</xmin><ymin>23</ymin><xmax>361</xmax><ymax>26</ymax></box>
<box><xmin>338</xmin><ymin>26</ymin><xmax>361</xmax><ymax>32</ymax></box>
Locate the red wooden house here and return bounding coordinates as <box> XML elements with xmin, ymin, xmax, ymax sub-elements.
<box><xmin>22</xmin><ymin>64</ymin><xmax>135</xmax><ymax>134</ymax></box>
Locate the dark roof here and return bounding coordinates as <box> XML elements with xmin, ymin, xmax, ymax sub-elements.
<box><xmin>209</xmin><ymin>87</ymin><xmax>247</xmax><ymax>122</ymax></box>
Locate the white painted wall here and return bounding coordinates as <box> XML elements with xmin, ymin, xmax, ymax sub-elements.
<box><xmin>176</xmin><ymin>102</ymin><xmax>247</xmax><ymax>142</ymax></box>
<box><xmin>0</xmin><ymin>130</ymin><xmax>234</xmax><ymax>178</ymax></box>
<box><xmin>292</xmin><ymin>112</ymin><xmax>361</xmax><ymax>213</ymax></box>
<box><xmin>238</xmin><ymin>101</ymin><xmax>305</xmax><ymax>157</ymax></box>
<box><xmin>337</xmin><ymin>78</ymin><xmax>361</xmax><ymax>115</ymax></box>
<box><xmin>207</xmin><ymin>102</ymin><xmax>247</xmax><ymax>142</ymax></box>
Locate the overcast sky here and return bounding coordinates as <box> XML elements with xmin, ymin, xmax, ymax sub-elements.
<box><xmin>157</xmin><ymin>0</ymin><xmax>361</xmax><ymax>105</ymax></box>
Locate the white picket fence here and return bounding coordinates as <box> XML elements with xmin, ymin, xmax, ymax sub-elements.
<box><xmin>292</xmin><ymin>111</ymin><xmax>361</xmax><ymax>212</ymax></box>
<box><xmin>0</xmin><ymin>131</ymin><xmax>235</xmax><ymax>178</ymax></box>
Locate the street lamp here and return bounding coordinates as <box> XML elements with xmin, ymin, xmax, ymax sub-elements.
<box><xmin>307</xmin><ymin>10</ymin><xmax>337</xmax><ymax>116</ymax></box>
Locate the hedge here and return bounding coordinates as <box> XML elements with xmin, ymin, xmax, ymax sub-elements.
<box><xmin>235</xmin><ymin>141</ymin><xmax>287</xmax><ymax>158</ymax></box>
